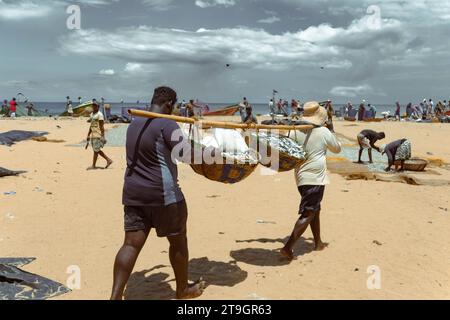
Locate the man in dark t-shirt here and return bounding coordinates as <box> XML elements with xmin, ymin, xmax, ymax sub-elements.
<box><xmin>111</xmin><ymin>87</ymin><xmax>205</xmax><ymax>300</ymax></box>
<box><xmin>357</xmin><ymin>129</ymin><xmax>386</xmax><ymax>163</ymax></box>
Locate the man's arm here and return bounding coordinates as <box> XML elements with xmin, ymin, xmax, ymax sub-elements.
<box><xmin>370</xmin><ymin>139</ymin><xmax>381</xmax><ymax>152</ymax></box>
<box><xmin>325</xmin><ymin>129</ymin><xmax>342</xmax><ymax>154</ymax></box>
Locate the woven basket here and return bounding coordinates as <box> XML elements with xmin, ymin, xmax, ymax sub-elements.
<box><xmin>191</xmin><ymin>160</ymin><xmax>258</xmax><ymax>184</ymax></box>
<box><xmin>394</xmin><ymin>158</ymin><xmax>428</xmax><ymax>172</ymax></box>
<box><xmin>188</xmin><ymin>139</ymin><xmax>259</xmax><ymax>184</ymax></box>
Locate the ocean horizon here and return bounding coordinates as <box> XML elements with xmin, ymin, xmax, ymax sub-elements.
<box><xmin>17</xmin><ymin>101</ymin><xmax>402</xmax><ymax>116</ymax></box>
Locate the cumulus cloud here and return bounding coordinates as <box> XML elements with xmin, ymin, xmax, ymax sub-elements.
<box><xmin>195</xmin><ymin>0</ymin><xmax>236</xmax><ymax>8</ymax></box>
<box><xmin>99</xmin><ymin>69</ymin><xmax>115</xmax><ymax>75</ymax></box>
<box><xmin>330</xmin><ymin>84</ymin><xmax>372</xmax><ymax>98</ymax></box>
<box><xmin>60</xmin><ymin>12</ymin><xmax>412</xmax><ymax>77</ymax></box>
<box><xmin>142</xmin><ymin>0</ymin><xmax>174</xmax><ymax>11</ymax></box>
<box><xmin>258</xmin><ymin>16</ymin><xmax>281</xmax><ymax>24</ymax></box>
<box><xmin>0</xmin><ymin>0</ymin><xmax>52</xmax><ymax>20</ymax></box>
<box><xmin>0</xmin><ymin>0</ymin><xmax>119</xmax><ymax>20</ymax></box>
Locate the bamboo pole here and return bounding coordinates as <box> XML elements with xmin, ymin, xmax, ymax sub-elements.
<box><xmin>128</xmin><ymin>109</ymin><xmax>315</xmax><ymax>132</ymax></box>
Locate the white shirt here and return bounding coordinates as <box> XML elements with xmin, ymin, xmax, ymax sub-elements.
<box><xmin>291</xmin><ymin>127</ymin><xmax>342</xmax><ymax>186</ymax></box>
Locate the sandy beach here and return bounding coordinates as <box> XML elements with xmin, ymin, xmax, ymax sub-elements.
<box><xmin>1</xmin><ymin>117</ymin><xmax>449</xmax><ymax>300</ymax></box>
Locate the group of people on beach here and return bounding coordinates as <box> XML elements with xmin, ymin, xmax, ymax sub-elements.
<box><xmin>342</xmin><ymin>98</ymin><xmax>450</xmax><ymax>122</ymax></box>
<box><xmin>357</xmin><ymin>130</ymin><xmax>412</xmax><ymax>172</ymax></box>
<box><xmin>108</xmin><ymin>86</ymin><xmax>342</xmax><ymax>300</ymax></box>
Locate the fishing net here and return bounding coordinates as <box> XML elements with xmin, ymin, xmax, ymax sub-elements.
<box><xmin>0</xmin><ymin>258</ymin><xmax>71</xmax><ymax>300</ymax></box>
<box><xmin>185</xmin><ymin>125</ymin><xmax>259</xmax><ymax>184</ymax></box>
<box><xmin>0</xmin><ymin>131</ymin><xmax>49</xmax><ymax>146</ymax></box>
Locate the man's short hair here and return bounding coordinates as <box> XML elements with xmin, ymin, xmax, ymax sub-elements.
<box><xmin>151</xmin><ymin>86</ymin><xmax>177</xmax><ymax>106</ymax></box>
<box><xmin>378</xmin><ymin>132</ymin><xmax>386</xmax><ymax>139</ymax></box>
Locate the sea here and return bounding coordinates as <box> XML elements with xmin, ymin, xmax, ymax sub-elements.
<box><xmin>28</xmin><ymin>102</ymin><xmax>398</xmax><ymax>117</ymax></box>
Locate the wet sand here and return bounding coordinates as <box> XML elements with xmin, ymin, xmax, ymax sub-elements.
<box><xmin>1</xmin><ymin>117</ymin><xmax>449</xmax><ymax>300</ymax></box>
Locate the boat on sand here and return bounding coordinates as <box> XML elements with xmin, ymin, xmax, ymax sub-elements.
<box><xmin>203</xmin><ymin>105</ymin><xmax>239</xmax><ymax>117</ymax></box>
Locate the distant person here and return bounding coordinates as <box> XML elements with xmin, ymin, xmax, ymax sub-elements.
<box><xmin>268</xmin><ymin>99</ymin><xmax>275</xmax><ymax>113</ymax></box>
<box><xmin>86</xmin><ymin>102</ymin><xmax>113</xmax><ymax>170</ymax></box>
<box><xmin>186</xmin><ymin>100</ymin><xmax>196</xmax><ymax>118</ymax></box>
<box><xmin>26</xmin><ymin>103</ymin><xmax>36</xmax><ymax>116</ymax></box>
<box><xmin>9</xmin><ymin>98</ymin><xmax>17</xmax><ymax>119</ymax></box>
<box><xmin>358</xmin><ymin>102</ymin><xmax>365</xmax><ymax>121</ymax></box>
<box><xmin>1</xmin><ymin>100</ymin><xmax>8</xmax><ymax>115</ymax></box>
<box><xmin>395</xmin><ymin>102</ymin><xmax>401</xmax><ymax>121</ymax></box>
<box><xmin>291</xmin><ymin>99</ymin><xmax>299</xmax><ymax>116</ymax></box>
<box><xmin>357</xmin><ymin>130</ymin><xmax>386</xmax><ymax>164</ymax></box>
<box><xmin>281</xmin><ymin>101</ymin><xmax>342</xmax><ymax>261</ymax></box>
<box><xmin>242</xmin><ymin>106</ymin><xmax>258</xmax><ymax>124</ymax></box>
<box><xmin>67</xmin><ymin>100</ymin><xmax>74</xmax><ymax>117</ymax></box>
<box><xmin>381</xmin><ymin>139</ymin><xmax>412</xmax><ymax>172</ymax></box>
<box><xmin>369</xmin><ymin>104</ymin><xmax>377</xmax><ymax>118</ymax></box>
<box><xmin>428</xmin><ymin>99</ymin><xmax>434</xmax><ymax>114</ymax></box>
<box><xmin>325</xmin><ymin>100</ymin><xmax>334</xmax><ymax>132</ymax></box>
<box><xmin>111</xmin><ymin>86</ymin><xmax>207</xmax><ymax>300</ymax></box>
<box><xmin>180</xmin><ymin>100</ymin><xmax>187</xmax><ymax>117</ymax></box>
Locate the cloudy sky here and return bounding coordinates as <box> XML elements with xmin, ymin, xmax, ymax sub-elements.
<box><xmin>1</xmin><ymin>0</ymin><xmax>449</xmax><ymax>103</ymax></box>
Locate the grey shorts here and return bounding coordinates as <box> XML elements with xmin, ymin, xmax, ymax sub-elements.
<box><xmin>124</xmin><ymin>200</ymin><xmax>188</xmax><ymax>237</ymax></box>
<box><xmin>91</xmin><ymin>138</ymin><xmax>105</xmax><ymax>152</ymax></box>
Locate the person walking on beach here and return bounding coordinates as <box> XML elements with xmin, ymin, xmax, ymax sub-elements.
<box><xmin>281</xmin><ymin>102</ymin><xmax>341</xmax><ymax>261</ymax></box>
<box><xmin>381</xmin><ymin>139</ymin><xmax>412</xmax><ymax>172</ymax></box>
<box><xmin>357</xmin><ymin>130</ymin><xmax>386</xmax><ymax>164</ymax></box>
<box><xmin>86</xmin><ymin>102</ymin><xmax>113</xmax><ymax>170</ymax></box>
<box><xmin>9</xmin><ymin>98</ymin><xmax>17</xmax><ymax>118</ymax></box>
<box><xmin>395</xmin><ymin>102</ymin><xmax>401</xmax><ymax>121</ymax></box>
<box><xmin>111</xmin><ymin>86</ymin><xmax>207</xmax><ymax>300</ymax></box>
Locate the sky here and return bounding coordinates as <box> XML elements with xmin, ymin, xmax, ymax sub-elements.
<box><xmin>0</xmin><ymin>0</ymin><xmax>449</xmax><ymax>103</ymax></box>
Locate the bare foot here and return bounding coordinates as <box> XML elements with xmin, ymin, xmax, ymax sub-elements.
<box><xmin>280</xmin><ymin>247</ymin><xmax>294</xmax><ymax>261</ymax></box>
<box><xmin>314</xmin><ymin>242</ymin><xmax>329</xmax><ymax>251</ymax></box>
<box><xmin>105</xmin><ymin>159</ymin><xmax>113</xmax><ymax>169</ymax></box>
<box><xmin>177</xmin><ymin>279</ymin><xmax>206</xmax><ymax>300</ymax></box>
<box><xmin>87</xmin><ymin>166</ymin><xmax>98</xmax><ymax>171</ymax></box>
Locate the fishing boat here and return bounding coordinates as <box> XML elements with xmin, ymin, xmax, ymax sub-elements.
<box><xmin>60</xmin><ymin>101</ymin><xmax>95</xmax><ymax>117</ymax></box>
<box><xmin>203</xmin><ymin>105</ymin><xmax>239</xmax><ymax>117</ymax></box>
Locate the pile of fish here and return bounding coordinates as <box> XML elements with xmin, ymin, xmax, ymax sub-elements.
<box><xmin>254</xmin><ymin>132</ymin><xmax>306</xmax><ymax>160</ymax></box>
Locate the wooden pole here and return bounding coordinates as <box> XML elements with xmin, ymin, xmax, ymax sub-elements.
<box><xmin>128</xmin><ymin>109</ymin><xmax>315</xmax><ymax>132</ymax></box>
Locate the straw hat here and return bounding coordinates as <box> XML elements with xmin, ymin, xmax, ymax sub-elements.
<box><xmin>300</xmin><ymin>101</ymin><xmax>328</xmax><ymax>126</ymax></box>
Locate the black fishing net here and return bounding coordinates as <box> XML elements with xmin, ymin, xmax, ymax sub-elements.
<box><xmin>0</xmin><ymin>131</ymin><xmax>48</xmax><ymax>146</ymax></box>
<box><xmin>0</xmin><ymin>167</ymin><xmax>27</xmax><ymax>177</ymax></box>
<box><xmin>0</xmin><ymin>258</ymin><xmax>71</xmax><ymax>300</ymax></box>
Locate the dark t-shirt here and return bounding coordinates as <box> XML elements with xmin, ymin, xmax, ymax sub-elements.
<box><xmin>384</xmin><ymin>139</ymin><xmax>407</xmax><ymax>165</ymax></box>
<box><xmin>122</xmin><ymin>117</ymin><xmax>187</xmax><ymax>207</ymax></box>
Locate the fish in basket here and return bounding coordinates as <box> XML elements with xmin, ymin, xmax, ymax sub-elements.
<box><xmin>248</xmin><ymin>131</ymin><xmax>306</xmax><ymax>172</ymax></box>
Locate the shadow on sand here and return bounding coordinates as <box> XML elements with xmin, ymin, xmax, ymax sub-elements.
<box><xmin>124</xmin><ymin>258</ymin><xmax>248</xmax><ymax>300</ymax></box>
<box><xmin>230</xmin><ymin>237</ymin><xmax>315</xmax><ymax>267</ymax></box>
